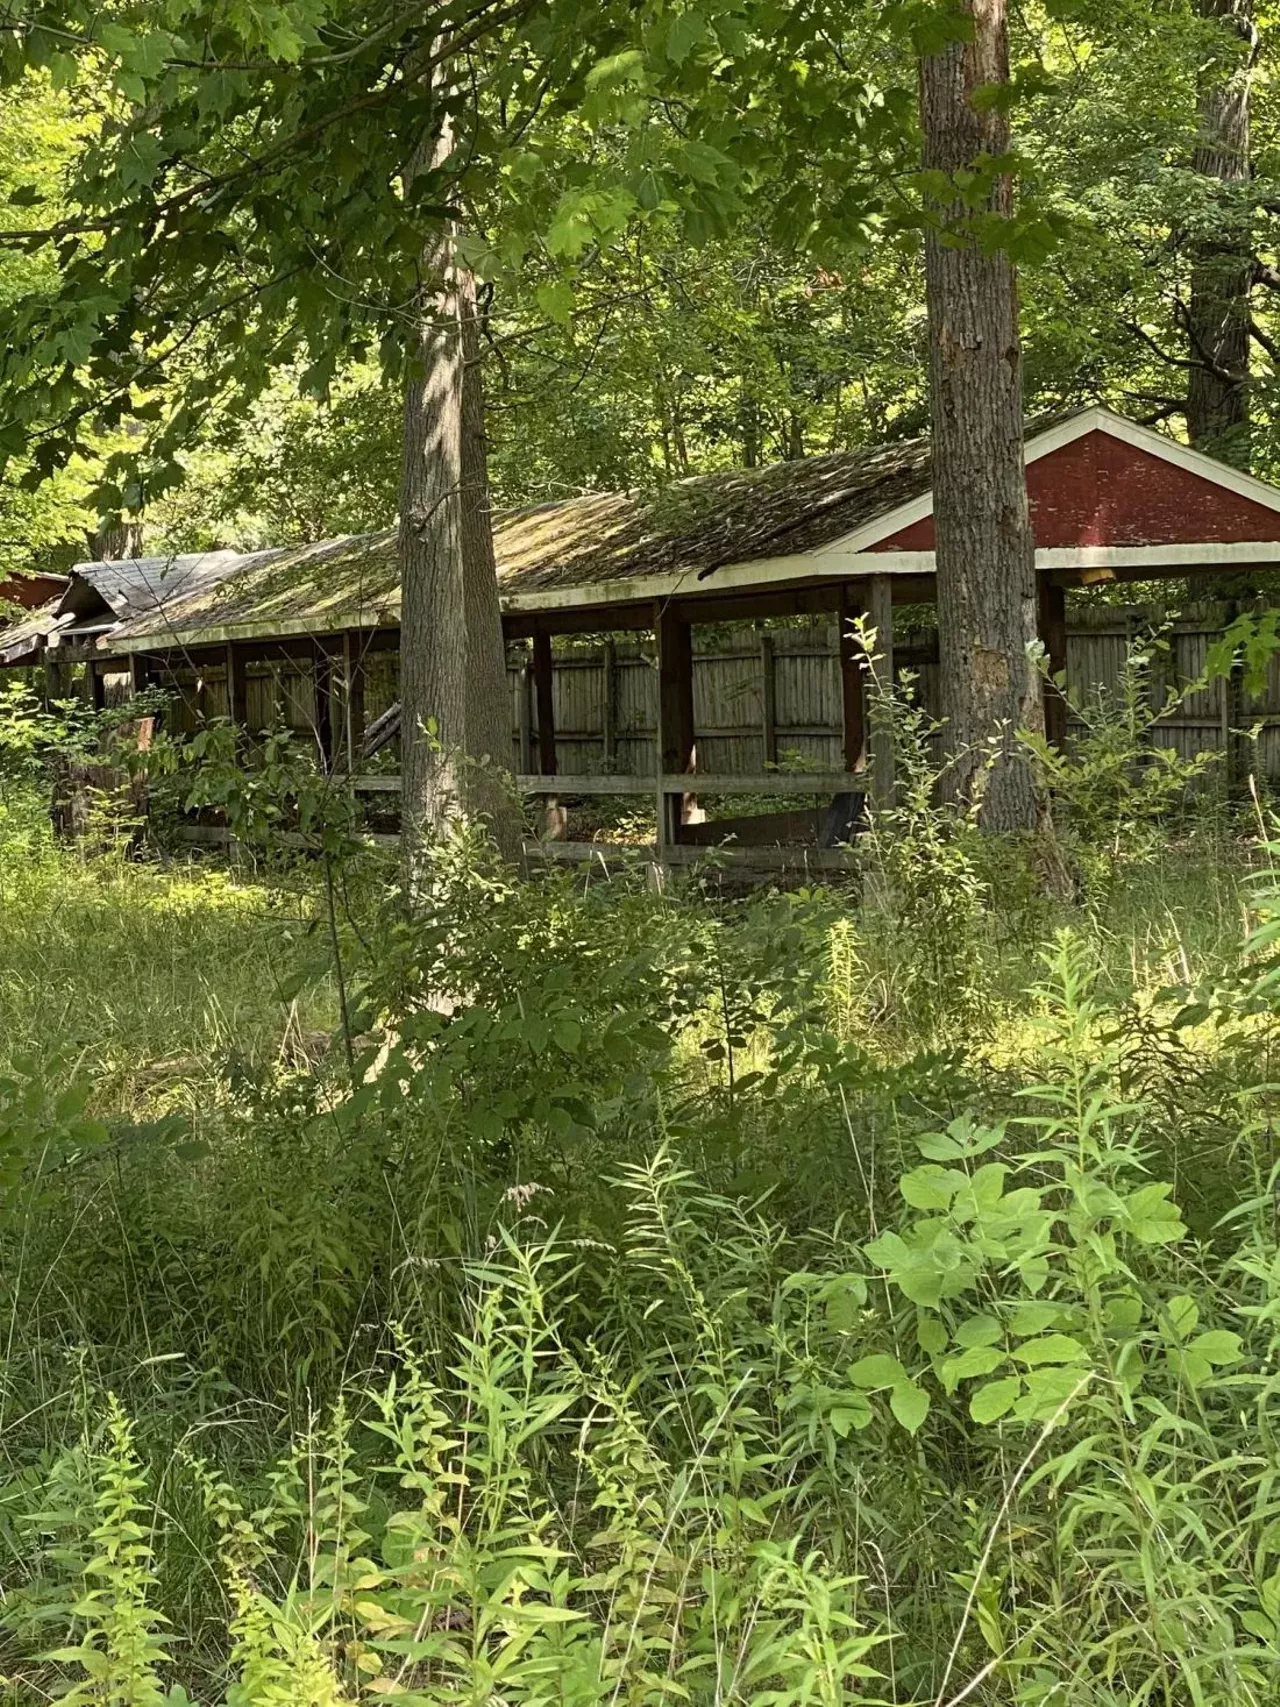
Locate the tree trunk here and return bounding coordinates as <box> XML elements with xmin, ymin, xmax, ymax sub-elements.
<box><xmin>459</xmin><ymin>269</ymin><xmax>521</xmax><ymax>858</ymax></box>
<box><xmin>1186</xmin><ymin>0</ymin><xmax>1257</xmax><ymax>470</ymax></box>
<box><xmin>920</xmin><ymin>0</ymin><xmax>1042</xmax><ymax>832</ymax></box>
<box><xmin>398</xmin><ymin>79</ymin><xmax>517</xmax><ymax>886</ymax></box>
<box><xmin>91</xmin><ymin>518</ymin><xmax>143</xmax><ymax>560</ymax></box>
<box><xmin>398</xmin><ymin>256</ymin><xmax>468</xmax><ymax>889</ymax></box>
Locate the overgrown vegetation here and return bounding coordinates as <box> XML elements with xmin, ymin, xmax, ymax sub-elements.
<box><xmin>0</xmin><ymin>685</ymin><xmax>1274</xmax><ymax>1705</ymax></box>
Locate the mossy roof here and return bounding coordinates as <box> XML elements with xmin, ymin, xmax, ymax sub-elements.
<box><xmin>94</xmin><ymin>431</ymin><xmax>945</xmax><ymax>647</ymax></box>
<box><xmin>39</xmin><ymin>412</ymin><xmax>1130</xmax><ymax>652</ymax></box>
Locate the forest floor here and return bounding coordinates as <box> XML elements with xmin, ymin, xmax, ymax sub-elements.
<box><xmin>0</xmin><ymin>785</ymin><xmax>1276</xmax><ymax>1706</ymax></box>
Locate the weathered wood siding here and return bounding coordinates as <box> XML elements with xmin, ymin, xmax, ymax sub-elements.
<box><xmin>521</xmin><ymin>604</ymin><xmax>1272</xmax><ymax>783</ymax></box>
<box><xmin>139</xmin><ymin>602</ymin><xmax>1276</xmax><ymax>784</ymax></box>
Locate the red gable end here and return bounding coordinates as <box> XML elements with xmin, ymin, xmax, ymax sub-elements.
<box><xmin>872</xmin><ymin>428</ymin><xmax>1280</xmax><ymax>553</ymax></box>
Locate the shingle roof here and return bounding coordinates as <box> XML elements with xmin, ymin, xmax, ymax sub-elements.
<box><xmin>4</xmin><ymin>407</ymin><xmax>1161</xmax><ymax>655</ymax></box>
<box><xmin>67</xmin><ymin>551</ymin><xmax>243</xmax><ymax>624</ymax></box>
<box><xmin>104</xmin><ymin>536</ymin><xmax>399</xmax><ymax>646</ymax></box>
<box><xmin>90</xmin><ymin>430</ymin><xmax>947</xmax><ymax>647</ymax></box>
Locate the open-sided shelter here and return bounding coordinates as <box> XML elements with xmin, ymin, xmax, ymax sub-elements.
<box><xmin>8</xmin><ymin>406</ymin><xmax>1280</xmax><ymax>860</ymax></box>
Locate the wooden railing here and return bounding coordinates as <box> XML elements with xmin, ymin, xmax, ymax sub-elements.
<box><xmin>352</xmin><ymin>769</ymin><xmax>867</xmax><ymax>871</ymax></box>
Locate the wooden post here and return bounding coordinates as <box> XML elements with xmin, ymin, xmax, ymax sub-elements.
<box><xmin>312</xmin><ymin>647</ymin><xmax>333</xmax><ymax>770</ymax></box>
<box><xmin>602</xmin><ymin>639</ymin><xmax>617</xmax><ymax>767</ymax></box>
<box><xmin>128</xmin><ymin>652</ymin><xmax>149</xmax><ymax>700</ymax></box>
<box><xmin>532</xmin><ymin>628</ymin><xmax>565</xmax><ymax>837</ymax></box>
<box><xmin>1037</xmin><ymin>577</ymin><xmax>1068</xmax><ymax>750</ymax></box>
<box><xmin>1221</xmin><ymin>597</ymin><xmax>1244</xmax><ymax>792</ymax></box>
<box><xmin>867</xmin><ymin>575</ymin><xmax>895</xmax><ymax>807</ymax></box>
<box><xmin>340</xmin><ymin>633</ymin><xmax>367</xmax><ymax>772</ymax></box>
<box><xmin>839</xmin><ymin>584</ymin><xmax>867</xmax><ymax>773</ymax></box>
<box><xmin>760</xmin><ymin>632</ymin><xmax>778</xmax><ymax>767</ymax></box>
<box><xmin>532</xmin><ymin>630</ymin><xmax>557</xmax><ymax>775</ymax></box>
<box><xmin>43</xmin><ymin>652</ymin><xmax>65</xmax><ymax>707</ymax></box>
<box><xmin>656</xmin><ymin>601</ymin><xmax>696</xmax><ymax>848</ymax></box>
<box><xmin>225</xmin><ymin>642</ymin><xmax>249</xmax><ymax>750</ymax></box>
<box><xmin>89</xmin><ymin>660</ymin><xmax>106</xmax><ymax>713</ymax></box>
<box><xmin>517</xmin><ymin>654</ymin><xmax>534</xmax><ymax>774</ymax></box>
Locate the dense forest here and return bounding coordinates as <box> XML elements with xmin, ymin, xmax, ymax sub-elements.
<box><xmin>2</xmin><ymin>2</ymin><xmax>1280</xmax><ymax>1706</ymax></box>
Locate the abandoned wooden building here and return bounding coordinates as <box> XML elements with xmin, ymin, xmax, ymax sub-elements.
<box><xmin>4</xmin><ymin>406</ymin><xmax>1280</xmax><ymax>867</ymax></box>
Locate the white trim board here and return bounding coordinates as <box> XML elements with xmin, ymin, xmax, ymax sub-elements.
<box><xmin>104</xmin><ymin>537</ymin><xmax>1280</xmax><ymax>648</ymax></box>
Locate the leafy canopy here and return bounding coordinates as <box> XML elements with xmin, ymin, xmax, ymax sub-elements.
<box><xmin>0</xmin><ymin>0</ymin><xmax>925</xmax><ymax>524</ymax></box>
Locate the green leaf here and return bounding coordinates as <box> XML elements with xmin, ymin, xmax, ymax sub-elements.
<box><xmin>889</xmin><ymin>1381</ymin><xmax>930</xmax><ymax>1435</ymax></box>
<box><xmin>665</xmin><ymin>10</ymin><xmax>708</xmax><ymax>63</ymax></box>
<box><xmin>1008</xmin><ymin>1302</ymin><xmax>1063</xmax><ymax>1337</ymax></box>
<box><xmin>917</xmin><ymin>1119</ymin><xmax>1004</xmax><ymax>1162</ymax></box>
<box><xmin>917</xmin><ymin>1316</ymin><xmax>948</xmax><ymax>1355</ymax></box>
<box><xmin>551</xmin><ymin>1016</ymin><xmax>582</xmax><ymax>1052</ymax></box>
<box><xmin>535</xmin><ymin>281</ymin><xmax>575</xmax><ymax>326</ymax></box>
<box><xmin>829</xmin><ymin>1396</ymin><xmax>873</xmax><ymax>1436</ymax></box>
<box><xmin>900</xmin><ymin>1164</ymin><xmax>961</xmax><ymax>1210</ymax></box>
<box><xmin>585</xmin><ymin>48</ymin><xmax>646</xmax><ymax>88</ymax></box>
<box><xmin>1165</xmin><ymin>1295</ymin><xmax>1199</xmax><ymax>1340</ymax></box>
<box><xmin>848</xmin><ymin>1353</ymin><xmax>909</xmax><ymax>1391</ymax></box>
<box><xmin>1123</xmin><ymin>1183</ymin><xmax>1185</xmax><ymax>1245</ymax></box>
<box><xmin>969</xmin><ymin>1376</ymin><xmax>1021</xmax><ymax>1424</ymax></box>
<box><xmin>1186</xmin><ymin>1330</ymin><xmax>1244</xmax><ymax>1367</ymax></box>
<box><xmin>942</xmin><ymin>1345</ymin><xmax>1005</xmax><ymax>1390</ymax></box>
<box><xmin>1013</xmin><ymin>1335</ymin><xmax>1087</xmax><ymax>1367</ymax></box>
<box><xmin>955</xmin><ymin>1313</ymin><xmax>1002</xmax><ymax>1348</ymax></box>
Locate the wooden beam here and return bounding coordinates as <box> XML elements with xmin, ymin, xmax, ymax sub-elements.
<box><xmin>314</xmin><ymin>646</ymin><xmax>334</xmax><ymax>770</ymax></box>
<box><xmin>503</xmin><ymin>602</ymin><xmax>657</xmax><ymax>639</ymax></box>
<box><xmin>867</xmin><ymin>574</ymin><xmax>895</xmax><ymax>807</ymax></box>
<box><xmin>760</xmin><ymin>633</ymin><xmax>778</xmax><ymax>766</ymax></box>
<box><xmin>656</xmin><ymin>601</ymin><xmax>696</xmax><ymax>845</ymax></box>
<box><xmin>532</xmin><ymin>630</ymin><xmax>557</xmax><ymax>775</ymax></box>
<box><xmin>225</xmin><ymin>642</ymin><xmax>249</xmax><ymax>745</ymax></box>
<box><xmin>839</xmin><ymin>584</ymin><xmax>867</xmax><ymax>774</ymax></box>
<box><xmin>601</xmin><ymin>639</ymin><xmax>617</xmax><ymax>766</ymax></box>
<box><xmin>341</xmin><ymin>632</ymin><xmax>366</xmax><ymax>771</ymax></box>
<box><xmin>517</xmin><ymin>655</ymin><xmax>534</xmax><ymax>773</ymax></box>
<box><xmin>1037</xmin><ymin>576</ymin><xmax>1068</xmax><ymax>750</ymax></box>
<box><xmin>531</xmin><ymin>629</ymin><xmax>565</xmax><ymax>838</ymax></box>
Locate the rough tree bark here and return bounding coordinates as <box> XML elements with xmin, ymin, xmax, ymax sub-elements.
<box><xmin>398</xmin><ymin>87</ymin><xmax>518</xmax><ymax>888</ymax></box>
<box><xmin>91</xmin><ymin>518</ymin><xmax>143</xmax><ymax>560</ymax></box>
<box><xmin>1186</xmin><ymin>0</ymin><xmax>1258</xmax><ymax>470</ymax></box>
<box><xmin>398</xmin><ymin>237</ymin><xmax>468</xmax><ymax>890</ymax></box>
<box><xmin>920</xmin><ymin>0</ymin><xmax>1042</xmax><ymax>831</ymax></box>
<box><xmin>459</xmin><ymin>269</ymin><xmax>521</xmax><ymax>858</ymax></box>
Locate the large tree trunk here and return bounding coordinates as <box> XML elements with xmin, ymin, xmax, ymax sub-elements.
<box><xmin>398</xmin><ymin>85</ymin><xmax>518</xmax><ymax>885</ymax></box>
<box><xmin>459</xmin><ymin>270</ymin><xmax>521</xmax><ymax>859</ymax></box>
<box><xmin>398</xmin><ymin>257</ymin><xmax>468</xmax><ymax>890</ymax></box>
<box><xmin>920</xmin><ymin>0</ymin><xmax>1042</xmax><ymax>832</ymax></box>
<box><xmin>1186</xmin><ymin>0</ymin><xmax>1257</xmax><ymax>470</ymax></box>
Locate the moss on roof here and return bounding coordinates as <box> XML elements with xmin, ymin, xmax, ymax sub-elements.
<box><xmin>98</xmin><ymin>432</ymin><xmax>945</xmax><ymax>646</ymax></box>
<box><xmin>31</xmin><ymin>411</ymin><xmax>1095</xmax><ymax>651</ymax></box>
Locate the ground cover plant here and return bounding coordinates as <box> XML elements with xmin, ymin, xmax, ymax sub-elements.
<box><xmin>0</xmin><ymin>700</ymin><xmax>1275</xmax><ymax>1706</ymax></box>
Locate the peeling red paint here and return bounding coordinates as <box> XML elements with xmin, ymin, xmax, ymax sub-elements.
<box><xmin>873</xmin><ymin>429</ymin><xmax>1280</xmax><ymax>552</ymax></box>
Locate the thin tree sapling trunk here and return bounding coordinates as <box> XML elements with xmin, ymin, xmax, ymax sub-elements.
<box><xmin>398</xmin><ymin>253</ymin><xmax>468</xmax><ymax>889</ymax></box>
<box><xmin>920</xmin><ymin>0</ymin><xmax>1043</xmax><ymax>832</ymax></box>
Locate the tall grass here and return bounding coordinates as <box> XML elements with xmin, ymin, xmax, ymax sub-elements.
<box><xmin>0</xmin><ymin>747</ymin><xmax>1275</xmax><ymax>1702</ymax></box>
